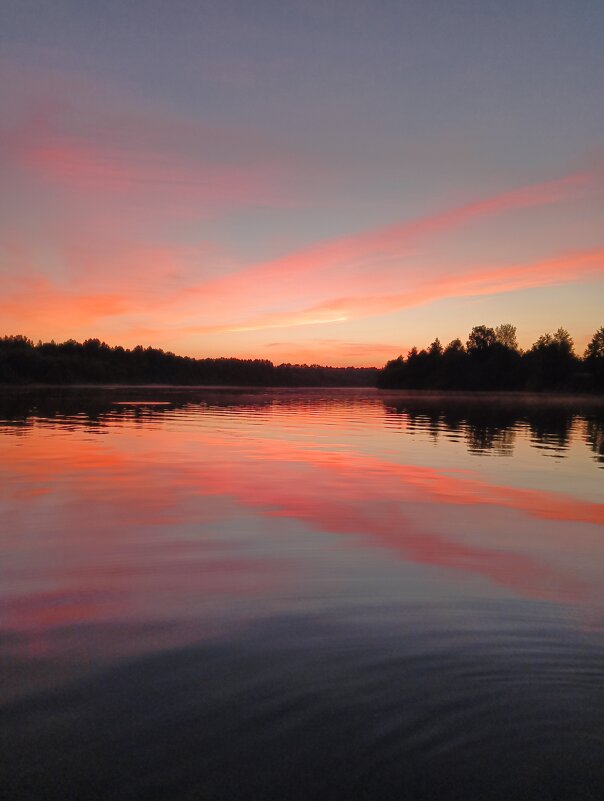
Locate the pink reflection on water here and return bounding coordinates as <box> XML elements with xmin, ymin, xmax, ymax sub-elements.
<box><xmin>1</xmin><ymin>408</ymin><xmax>603</xmax><ymax>659</ymax></box>
<box><xmin>188</xmin><ymin>439</ymin><xmax>598</xmax><ymax>603</ymax></box>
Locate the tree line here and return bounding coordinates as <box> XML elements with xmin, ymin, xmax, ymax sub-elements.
<box><xmin>2</xmin><ymin>326</ymin><xmax>603</xmax><ymax>391</ymax></box>
<box><xmin>0</xmin><ymin>336</ymin><xmax>378</xmax><ymax>387</ymax></box>
<box><xmin>378</xmin><ymin>324</ymin><xmax>604</xmax><ymax>392</ymax></box>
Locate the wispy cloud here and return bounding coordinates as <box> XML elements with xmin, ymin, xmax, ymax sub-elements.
<box><xmin>173</xmin><ymin>169</ymin><xmax>596</xmax><ymax>329</ymax></box>
<box><xmin>210</xmin><ymin>247</ymin><xmax>604</xmax><ymax>334</ymax></box>
<box><xmin>0</xmin><ymin>56</ymin><xmax>314</xmax><ymax>221</ymax></box>
<box><xmin>190</xmin><ymin>170</ymin><xmax>592</xmax><ymax>298</ymax></box>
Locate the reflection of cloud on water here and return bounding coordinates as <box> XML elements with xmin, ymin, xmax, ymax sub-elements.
<box><xmin>1</xmin><ymin>403</ymin><xmax>603</xmax><ymax>632</ymax></box>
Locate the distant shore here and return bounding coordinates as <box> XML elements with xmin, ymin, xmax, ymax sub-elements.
<box><xmin>1</xmin><ymin>384</ymin><xmax>603</xmax><ymax>404</ymax></box>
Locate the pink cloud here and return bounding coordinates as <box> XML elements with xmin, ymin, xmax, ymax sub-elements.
<box><xmin>1</xmin><ymin>54</ymin><xmax>602</xmax><ymax>353</ymax></box>
<box><xmin>187</xmin><ymin>170</ymin><xmax>593</xmax><ymax>309</ymax></box>
<box><xmin>0</xmin><ymin>58</ymin><xmax>312</xmax><ymax>221</ymax></box>
<box><xmin>210</xmin><ymin>247</ymin><xmax>604</xmax><ymax>333</ymax></box>
<box><xmin>15</xmin><ymin>136</ymin><xmax>285</xmax><ymax>209</ymax></box>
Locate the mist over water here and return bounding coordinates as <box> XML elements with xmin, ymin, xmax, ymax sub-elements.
<box><xmin>1</xmin><ymin>388</ymin><xmax>603</xmax><ymax>801</ymax></box>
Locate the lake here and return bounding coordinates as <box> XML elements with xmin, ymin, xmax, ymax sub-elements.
<box><xmin>1</xmin><ymin>388</ymin><xmax>603</xmax><ymax>801</ymax></box>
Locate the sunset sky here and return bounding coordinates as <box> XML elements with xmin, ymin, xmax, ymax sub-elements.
<box><xmin>1</xmin><ymin>0</ymin><xmax>603</xmax><ymax>366</ymax></box>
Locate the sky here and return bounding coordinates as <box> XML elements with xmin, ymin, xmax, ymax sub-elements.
<box><xmin>1</xmin><ymin>0</ymin><xmax>603</xmax><ymax>366</ymax></box>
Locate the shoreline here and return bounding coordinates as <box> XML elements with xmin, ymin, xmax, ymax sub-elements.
<box><xmin>1</xmin><ymin>384</ymin><xmax>603</xmax><ymax>404</ymax></box>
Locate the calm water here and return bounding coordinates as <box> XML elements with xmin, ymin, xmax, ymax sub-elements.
<box><xmin>1</xmin><ymin>388</ymin><xmax>603</xmax><ymax>801</ymax></box>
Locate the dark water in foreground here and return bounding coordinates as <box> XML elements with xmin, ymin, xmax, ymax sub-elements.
<box><xmin>1</xmin><ymin>388</ymin><xmax>603</xmax><ymax>801</ymax></box>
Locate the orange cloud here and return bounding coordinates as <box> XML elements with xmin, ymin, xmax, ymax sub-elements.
<box><xmin>0</xmin><ymin>276</ymin><xmax>128</xmax><ymax>328</ymax></box>
<box><xmin>172</xmin><ymin>247</ymin><xmax>604</xmax><ymax>335</ymax></box>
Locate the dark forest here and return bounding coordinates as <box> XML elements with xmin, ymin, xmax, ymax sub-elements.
<box><xmin>378</xmin><ymin>325</ymin><xmax>604</xmax><ymax>392</ymax></box>
<box><xmin>0</xmin><ymin>336</ymin><xmax>377</xmax><ymax>386</ymax></box>
<box><xmin>1</xmin><ymin>324</ymin><xmax>603</xmax><ymax>390</ymax></box>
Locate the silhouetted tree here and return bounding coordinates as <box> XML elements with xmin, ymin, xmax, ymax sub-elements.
<box><xmin>465</xmin><ymin>325</ymin><xmax>521</xmax><ymax>390</ymax></box>
<box><xmin>467</xmin><ymin>325</ymin><xmax>497</xmax><ymax>353</ymax></box>
<box><xmin>378</xmin><ymin>355</ymin><xmax>406</xmax><ymax>388</ymax></box>
<box><xmin>585</xmin><ymin>327</ymin><xmax>604</xmax><ymax>360</ymax></box>
<box><xmin>584</xmin><ymin>327</ymin><xmax>604</xmax><ymax>391</ymax></box>
<box><xmin>495</xmin><ymin>323</ymin><xmax>519</xmax><ymax>351</ymax></box>
<box><xmin>428</xmin><ymin>338</ymin><xmax>443</xmax><ymax>357</ymax></box>
<box><xmin>523</xmin><ymin>328</ymin><xmax>578</xmax><ymax>391</ymax></box>
<box><xmin>441</xmin><ymin>339</ymin><xmax>468</xmax><ymax>389</ymax></box>
<box><xmin>445</xmin><ymin>339</ymin><xmax>464</xmax><ymax>352</ymax></box>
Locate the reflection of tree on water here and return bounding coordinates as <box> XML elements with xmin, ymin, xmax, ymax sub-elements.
<box><xmin>401</xmin><ymin>406</ymin><xmax>518</xmax><ymax>455</ymax></box>
<box><xmin>1</xmin><ymin>388</ymin><xmax>603</xmax><ymax>468</ymax></box>
<box><xmin>585</xmin><ymin>418</ymin><xmax>604</xmax><ymax>465</ymax></box>
<box><xmin>383</xmin><ymin>396</ymin><xmax>604</xmax><ymax>466</ymax></box>
<box><xmin>528</xmin><ymin>409</ymin><xmax>574</xmax><ymax>456</ymax></box>
<box><xmin>466</xmin><ymin>424</ymin><xmax>517</xmax><ymax>456</ymax></box>
<box><xmin>0</xmin><ymin>387</ymin><xmax>277</xmax><ymax>429</ymax></box>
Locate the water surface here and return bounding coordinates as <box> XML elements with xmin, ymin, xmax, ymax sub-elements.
<box><xmin>1</xmin><ymin>388</ymin><xmax>603</xmax><ymax>800</ymax></box>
